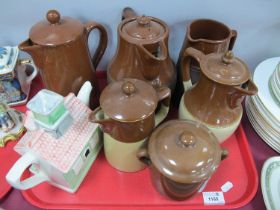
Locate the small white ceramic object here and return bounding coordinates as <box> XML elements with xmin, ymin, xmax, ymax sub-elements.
<box><xmin>261</xmin><ymin>156</ymin><xmax>280</xmax><ymax>210</ymax></box>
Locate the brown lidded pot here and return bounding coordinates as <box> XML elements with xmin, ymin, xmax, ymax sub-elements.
<box><xmin>107</xmin><ymin>8</ymin><xmax>177</xmax><ymax>92</ymax></box>
<box><xmin>90</xmin><ymin>78</ymin><xmax>171</xmax><ymax>172</ymax></box>
<box><xmin>19</xmin><ymin>10</ymin><xmax>108</xmax><ymax>109</ymax></box>
<box><xmin>137</xmin><ymin>120</ymin><xmax>228</xmax><ymax>200</ymax></box>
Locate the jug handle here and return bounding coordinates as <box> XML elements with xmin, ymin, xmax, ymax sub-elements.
<box><xmin>122</xmin><ymin>7</ymin><xmax>137</xmax><ymax>20</ymax></box>
<box><xmin>155</xmin><ymin>87</ymin><xmax>171</xmax><ymax>126</ymax></box>
<box><xmin>228</xmin><ymin>79</ymin><xmax>258</xmax><ymax>109</ymax></box>
<box><xmin>85</xmin><ymin>22</ymin><xmax>108</xmax><ymax>69</ymax></box>
<box><xmin>221</xmin><ymin>149</ymin><xmax>229</xmax><ymax>161</ymax></box>
<box><xmin>137</xmin><ymin>40</ymin><xmax>168</xmax><ymax>62</ymax></box>
<box><xmin>137</xmin><ymin>148</ymin><xmax>151</xmax><ymax>165</ymax></box>
<box><xmin>228</xmin><ymin>30</ymin><xmax>237</xmax><ymax>50</ymax></box>
<box><xmin>181</xmin><ymin>47</ymin><xmax>205</xmax><ymax>91</ymax></box>
<box><xmin>228</xmin><ymin>30</ymin><xmax>238</xmax><ymax>51</ymax></box>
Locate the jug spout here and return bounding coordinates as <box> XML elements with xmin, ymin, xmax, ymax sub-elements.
<box><xmin>18</xmin><ymin>39</ymin><xmax>43</xmax><ymax>69</ymax></box>
<box><xmin>122</xmin><ymin>7</ymin><xmax>137</xmax><ymax>20</ymax></box>
<box><xmin>89</xmin><ymin>108</ymin><xmax>117</xmax><ymax>135</ymax></box>
<box><xmin>228</xmin><ymin>79</ymin><xmax>258</xmax><ymax>109</ymax></box>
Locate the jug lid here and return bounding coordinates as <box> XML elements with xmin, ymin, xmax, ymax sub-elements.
<box><xmin>29</xmin><ymin>10</ymin><xmax>84</xmax><ymax>46</ymax></box>
<box><xmin>120</xmin><ymin>15</ymin><xmax>167</xmax><ymax>43</ymax></box>
<box><xmin>100</xmin><ymin>78</ymin><xmax>158</xmax><ymax>122</ymax></box>
<box><xmin>201</xmin><ymin>51</ymin><xmax>250</xmax><ymax>85</ymax></box>
<box><xmin>148</xmin><ymin>120</ymin><xmax>223</xmax><ymax>183</ymax></box>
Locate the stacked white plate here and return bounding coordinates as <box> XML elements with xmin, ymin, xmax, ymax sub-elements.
<box><xmin>245</xmin><ymin>57</ymin><xmax>280</xmax><ymax>153</ymax></box>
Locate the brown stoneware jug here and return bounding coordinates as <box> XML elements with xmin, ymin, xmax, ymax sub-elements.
<box><xmin>175</xmin><ymin>19</ymin><xmax>237</xmax><ymax>104</ymax></box>
<box><xmin>19</xmin><ymin>10</ymin><xmax>108</xmax><ymax>109</ymax></box>
<box><xmin>107</xmin><ymin>8</ymin><xmax>176</xmax><ymax>92</ymax></box>
<box><xmin>138</xmin><ymin>120</ymin><xmax>228</xmax><ymax>200</ymax></box>
<box><xmin>179</xmin><ymin>48</ymin><xmax>258</xmax><ymax>142</ymax></box>
<box><xmin>90</xmin><ymin>78</ymin><xmax>171</xmax><ymax>172</ymax></box>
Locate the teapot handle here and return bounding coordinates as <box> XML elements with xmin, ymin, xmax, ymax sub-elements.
<box><xmin>181</xmin><ymin>47</ymin><xmax>205</xmax><ymax>91</ymax></box>
<box><xmin>137</xmin><ymin>148</ymin><xmax>151</xmax><ymax>165</ymax></box>
<box><xmin>122</xmin><ymin>7</ymin><xmax>137</xmax><ymax>20</ymax></box>
<box><xmin>137</xmin><ymin>40</ymin><xmax>168</xmax><ymax>62</ymax></box>
<box><xmin>155</xmin><ymin>87</ymin><xmax>171</xmax><ymax>126</ymax></box>
<box><xmin>85</xmin><ymin>22</ymin><xmax>108</xmax><ymax>69</ymax></box>
<box><xmin>228</xmin><ymin>30</ymin><xmax>238</xmax><ymax>51</ymax></box>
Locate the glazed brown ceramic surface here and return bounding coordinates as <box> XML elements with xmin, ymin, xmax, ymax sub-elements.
<box><xmin>182</xmin><ymin>48</ymin><xmax>257</xmax><ymax>126</ymax></box>
<box><xmin>107</xmin><ymin>8</ymin><xmax>176</xmax><ymax>92</ymax></box>
<box><xmin>138</xmin><ymin>120</ymin><xmax>227</xmax><ymax>200</ymax></box>
<box><xmin>90</xmin><ymin>78</ymin><xmax>171</xmax><ymax>143</ymax></box>
<box><xmin>174</xmin><ymin>19</ymin><xmax>237</xmax><ymax>103</ymax></box>
<box><xmin>19</xmin><ymin>10</ymin><xmax>108</xmax><ymax>109</ymax></box>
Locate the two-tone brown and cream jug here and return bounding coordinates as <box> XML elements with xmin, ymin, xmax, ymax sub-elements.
<box><xmin>179</xmin><ymin>48</ymin><xmax>258</xmax><ymax>142</ymax></box>
<box><xmin>90</xmin><ymin>78</ymin><xmax>171</xmax><ymax>172</ymax></box>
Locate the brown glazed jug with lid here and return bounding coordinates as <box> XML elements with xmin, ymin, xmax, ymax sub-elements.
<box><xmin>179</xmin><ymin>48</ymin><xmax>258</xmax><ymax>142</ymax></box>
<box><xmin>137</xmin><ymin>120</ymin><xmax>228</xmax><ymax>200</ymax></box>
<box><xmin>107</xmin><ymin>8</ymin><xmax>177</xmax><ymax>92</ymax></box>
<box><xmin>19</xmin><ymin>10</ymin><xmax>108</xmax><ymax>109</ymax></box>
<box><xmin>174</xmin><ymin>19</ymin><xmax>237</xmax><ymax>105</ymax></box>
<box><xmin>90</xmin><ymin>78</ymin><xmax>171</xmax><ymax>172</ymax></box>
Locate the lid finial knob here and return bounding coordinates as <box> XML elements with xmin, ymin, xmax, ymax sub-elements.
<box><xmin>122</xmin><ymin>81</ymin><xmax>136</xmax><ymax>96</ymax></box>
<box><xmin>137</xmin><ymin>15</ymin><xmax>151</xmax><ymax>27</ymax></box>
<box><xmin>178</xmin><ymin>131</ymin><xmax>197</xmax><ymax>148</ymax></box>
<box><xmin>46</xmin><ymin>10</ymin><xmax>61</xmax><ymax>24</ymax></box>
<box><xmin>222</xmin><ymin>51</ymin><xmax>234</xmax><ymax>65</ymax></box>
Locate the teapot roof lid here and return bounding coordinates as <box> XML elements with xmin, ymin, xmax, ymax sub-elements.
<box><xmin>100</xmin><ymin>78</ymin><xmax>158</xmax><ymax>122</ymax></box>
<box><xmin>120</xmin><ymin>15</ymin><xmax>167</xmax><ymax>43</ymax></box>
<box><xmin>202</xmin><ymin>51</ymin><xmax>251</xmax><ymax>85</ymax></box>
<box><xmin>29</xmin><ymin>10</ymin><xmax>84</xmax><ymax>46</ymax></box>
<box><xmin>148</xmin><ymin>120</ymin><xmax>224</xmax><ymax>183</ymax></box>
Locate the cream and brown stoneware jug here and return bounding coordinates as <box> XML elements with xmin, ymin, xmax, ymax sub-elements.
<box><xmin>179</xmin><ymin>48</ymin><xmax>257</xmax><ymax>142</ymax></box>
<box><xmin>90</xmin><ymin>78</ymin><xmax>171</xmax><ymax>172</ymax></box>
<box><xmin>19</xmin><ymin>10</ymin><xmax>108</xmax><ymax>109</ymax></box>
<box><xmin>107</xmin><ymin>8</ymin><xmax>176</xmax><ymax>92</ymax></box>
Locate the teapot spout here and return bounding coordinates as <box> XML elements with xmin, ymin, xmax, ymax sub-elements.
<box><xmin>18</xmin><ymin>39</ymin><xmax>43</xmax><ymax>69</ymax></box>
<box><xmin>89</xmin><ymin>107</ymin><xmax>117</xmax><ymax>135</ymax></box>
<box><xmin>228</xmin><ymin>79</ymin><xmax>258</xmax><ymax>109</ymax></box>
<box><xmin>77</xmin><ymin>81</ymin><xmax>92</xmax><ymax>107</ymax></box>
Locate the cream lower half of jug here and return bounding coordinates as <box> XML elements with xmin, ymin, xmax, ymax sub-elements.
<box><xmin>179</xmin><ymin>96</ymin><xmax>242</xmax><ymax>143</ymax></box>
<box><xmin>104</xmin><ymin>133</ymin><xmax>147</xmax><ymax>172</ymax></box>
